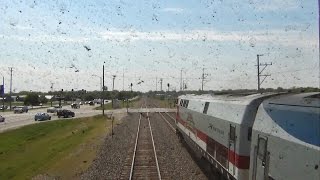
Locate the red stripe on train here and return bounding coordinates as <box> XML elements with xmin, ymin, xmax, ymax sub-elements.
<box><xmin>176</xmin><ymin>114</ymin><xmax>250</xmax><ymax>170</ymax></box>
<box><xmin>196</xmin><ymin>129</ymin><xmax>208</xmax><ymax>143</ymax></box>
<box><xmin>228</xmin><ymin>150</ymin><xmax>250</xmax><ymax>169</ymax></box>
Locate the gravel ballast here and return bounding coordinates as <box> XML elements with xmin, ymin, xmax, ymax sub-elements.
<box><xmin>80</xmin><ymin>113</ymin><xmax>139</xmax><ymax>179</ymax></box>
<box><xmin>81</xmin><ymin>98</ymin><xmax>218</xmax><ymax>179</ymax></box>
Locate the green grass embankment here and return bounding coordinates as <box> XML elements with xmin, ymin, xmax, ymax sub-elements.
<box><xmin>0</xmin><ymin>115</ymin><xmax>112</xmax><ymax>179</ymax></box>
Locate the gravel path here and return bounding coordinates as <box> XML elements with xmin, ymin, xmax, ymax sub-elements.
<box><xmin>80</xmin><ymin>113</ymin><xmax>139</xmax><ymax>180</ymax></box>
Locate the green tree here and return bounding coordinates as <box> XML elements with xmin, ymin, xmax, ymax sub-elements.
<box><xmin>39</xmin><ymin>95</ymin><xmax>48</xmax><ymax>104</ymax></box>
<box><xmin>24</xmin><ymin>93</ymin><xmax>40</xmax><ymax>106</ymax></box>
<box><xmin>84</xmin><ymin>94</ymin><xmax>95</xmax><ymax>101</ymax></box>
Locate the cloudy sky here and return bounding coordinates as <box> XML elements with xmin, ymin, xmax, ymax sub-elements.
<box><xmin>0</xmin><ymin>0</ymin><xmax>318</xmax><ymax>93</ymax></box>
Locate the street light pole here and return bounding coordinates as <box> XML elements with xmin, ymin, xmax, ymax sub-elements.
<box><xmin>9</xmin><ymin>67</ymin><xmax>13</xmax><ymax>110</ymax></box>
<box><xmin>2</xmin><ymin>76</ymin><xmax>4</xmax><ymax>112</ymax></box>
<box><xmin>102</xmin><ymin>64</ymin><xmax>105</xmax><ymax>116</ymax></box>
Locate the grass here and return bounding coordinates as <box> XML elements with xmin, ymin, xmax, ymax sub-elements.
<box><xmin>0</xmin><ymin>115</ymin><xmax>112</xmax><ymax>180</ymax></box>
<box><xmin>152</xmin><ymin>97</ymin><xmax>175</xmax><ymax>108</ymax></box>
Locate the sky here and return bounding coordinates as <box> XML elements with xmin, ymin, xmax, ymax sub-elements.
<box><xmin>0</xmin><ymin>0</ymin><xmax>319</xmax><ymax>93</ymax></box>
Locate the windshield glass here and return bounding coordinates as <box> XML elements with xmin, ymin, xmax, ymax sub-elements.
<box><xmin>0</xmin><ymin>1</ymin><xmax>318</xmax><ymax>180</ymax></box>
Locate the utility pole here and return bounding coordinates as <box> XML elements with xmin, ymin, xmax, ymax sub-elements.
<box><xmin>50</xmin><ymin>83</ymin><xmax>54</xmax><ymax>92</ymax></box>
<box><xmin>156</xmin><ymin>77</ymin><xmax>158</xmax><ymax>91</ymax></box>
<box><xmin>201</xmin><ymin>68</ymin><xmax>210</xmax><ymax>91</ymax></box>
<box><xmin>122</xmin><ymin>69</ymin><xmax>124</xmax><ymax>91</ymax></box>
<box><xmin>112</xmin><ymin>75</ymin><xmax>116</xmax><ymax>91</ymax></box>
<box><xmin>180</xmin><ymin>69</ymin><xmax>183</xmax><ymax>91</ymax></box>
<box><xmin>160</xmin><ymin>78</ymin><xmax>163</xmax><ymax>91</ymax></box>
<box><xmin>167</xmin><ymin>83</ymin><xmax>170</xmax><ymax>108</ymax></box>
<box><xmin>9</xmin><ymin>67</ymin><xmax>13</xmax><ymax>110</ymax></box>
<box><xmin>102</xmin><ymin>63</ymin><xmax>105</xmax><ymax>116</ymax></box>
<box><xmin>112</xmin><ymin>75</ymin><xmax>116</xmax><ymax>108</ymax></box>
<box><xmin>256</xmin><ymin>54</ymin><xmax>272</xmax><ymax>92</ymax></box>
<box><xmin>50</xmin><ymin>83</ymin><xmax>54</xmax><ymax>107</ymax></box>
<box><xmin>2</xmin><ymin>76</ymin><xmax>4</xmax><ymax>112</ymax></box>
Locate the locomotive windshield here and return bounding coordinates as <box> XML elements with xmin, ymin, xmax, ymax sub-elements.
<box><xmin>0</xmin><ymin>0</ymin><xmax>318</xmax><ymax>180</ymax></box>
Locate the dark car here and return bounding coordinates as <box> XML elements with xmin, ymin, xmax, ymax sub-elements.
<box><xmin>34</xmin><ymin>113</ymin><xmax>51</xmax><ymax>121</ymax></box>
<box><xmin>89</xmin><ymin>101</ymin><xmax>94</xmax><ymax>106</ymax></box>
<box><xmin>14</xmin><ymin>106</ymin><xmax>28</xmax><ymax>113</ymax></box>
<box><xmin>0</xmin><ymin>115</ymin><xmax>5</xmax><ymax>122</ymax></box>
<box><xmin>57</xmin><ymin>110</ymin><xmax>75</xmax><ymax>118</ymax></box>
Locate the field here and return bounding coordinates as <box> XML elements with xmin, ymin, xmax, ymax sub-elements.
<box><xmin>0</xmin><ymin>115</ymin><xmax>113</xmax><ymax>179</ymax></box>
<box><xmin>151</xmin><ymin>97</ymin><xmax>175</xmax><ymax>108</ymax></box>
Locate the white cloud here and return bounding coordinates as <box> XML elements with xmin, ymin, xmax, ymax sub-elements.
<box><xmin>98</xmin><ymin>29</ymin><xmax>317</xmax><ymax>48</ymax></box>
<box><xmin>0</xmin><ymin>34</ymin><xmax>89</xmax><ymax>43</ymax></box>
<box><xmin>1</xmin><ymin>28</ymin><xmax>317</xmax><ymax>48</ymax></box>
<box><xmin>160</xmin><ymin>7</ymin><xmax>184</xmax><ymax>13</ymax></box>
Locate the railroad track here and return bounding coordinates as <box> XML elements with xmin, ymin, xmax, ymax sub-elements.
<box><xmin>125</xmin><ymin>103</ymin><xmax>161</xmax><ymax>180</ymax></box>
<box><xmin>150</xmin><ymin>102</ymin><xmax>176</xmax><ymax>133</ymax></box>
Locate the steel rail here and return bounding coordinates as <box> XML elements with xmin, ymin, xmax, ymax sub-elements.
<box><xmin>158</xmin><ymin>112</ymin><xmax>175</xmax><ymax>132</ymax></box>
<box><xmin>129</xmin><ymin>107</ymin><xmax>142</xmax><ymax>180</ymax></box>
<box><xmin>145</xmin><ymin>104</ymin><xmax>162</xmax><ymax>180</ymax></box>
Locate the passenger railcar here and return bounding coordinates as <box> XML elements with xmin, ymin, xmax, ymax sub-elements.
<box><xmin>175</xmin><ymin>92</ymin><xmax>320</xmax><ymax>180</ymax></box>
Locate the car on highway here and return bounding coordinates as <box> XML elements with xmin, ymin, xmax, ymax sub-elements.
<box><xmin>34</xmin><ymin>113</ymin><xmax>51</xmax><ymax>121</ymax></box>
<box><xmin>47</xmin><ymin>106</ymin><xmax>61</xmax><ymax>113</ymax></box>
<box><xmin>89</xmin><ymin>101</ymin><xmax>94</xmax><ymax>106</ymax></box>
<box><xmin>0</xmin><ymin>105</ymin><xmax>8</xmax><ymax>110</ymax></box>
<box><xmin>0</xmin><ymin>115</ymin><xmax>5</xmax><ymax>122</ymax></box>
<box><xmin>71</xmin><ymin>103</ymin><xmax>80</xmax><ymax>109</ymax></box>
<box><xmin>57</xmin><ymin>109</ymin><xmax>75</xmax><ymax>118</ymax></box>
<box><xmin>14</xmin><ymin>106</ymin><xmax>28</xmax><ymax>113</ymax></box>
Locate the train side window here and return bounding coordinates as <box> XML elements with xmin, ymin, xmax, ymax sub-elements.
<box><xmin>248</xmin><ymin>127</ymin><xmax>252</xmax><ymax>141</ymax></box>
<box><xmin>203</xmin><ymin>102</ymin><xmax>209</xmax><ymax>114</ymax></box>
<box><xmin>257</xmin><ymin>137</ymin><xmax>267</xmax><ymax>161</ymax></box>
<box><xmin>185</xmin><ymin>100</ymin><xmax>189</xmax><ymax>108</ymax></box>
<box><xmin>229</xmin><ymin>125</ymin><xmax>236</xmax><ymax>141</ymax></box>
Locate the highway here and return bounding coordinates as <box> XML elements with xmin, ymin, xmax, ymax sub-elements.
<box><xmin>0</xmin><ymin>104</ymin><xmax>176</xmax><ymax>133</ymax></box>
<box><xmin>0</xmin><ymin>104</ymin><xmax>101</xmax><ymax>133</ymax></box>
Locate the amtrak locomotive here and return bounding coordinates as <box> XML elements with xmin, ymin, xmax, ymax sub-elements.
<box><xmin>175</xmin><ymin>92</ymin><xmax>319</xmax><ymax>180</ymax></box>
